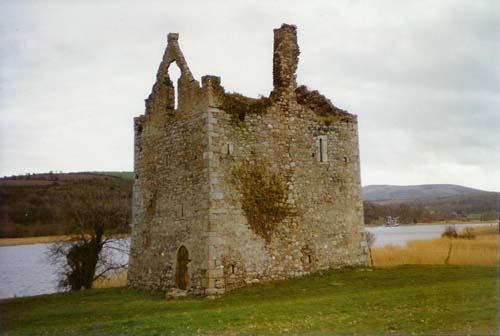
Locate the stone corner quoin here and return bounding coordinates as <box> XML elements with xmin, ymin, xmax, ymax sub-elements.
<box><xmin>127</xmin><ymin>23</ymin><xmax>368</xmax><ymax>297</ymax></box>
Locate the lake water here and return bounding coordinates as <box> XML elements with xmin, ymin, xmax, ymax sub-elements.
<box><xmin>0</xmin><ymin>223</ymin><xmax>495</xmax><ymax>299</ymax></box>
<box><xmin>0</xmin><ymin>239</ymin><xmax>130</xmax><ymax>300</ymax></box>
<box><xmin>365</xmin><ymin>222</ymin><xmax>496</xmax><ymax>248</ymax></box>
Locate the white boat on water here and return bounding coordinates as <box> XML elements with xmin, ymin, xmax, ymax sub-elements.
<box><xmin>384</xmin><ymin>216</ymin><xmax>400</xmax><ymax>227</ymax></box>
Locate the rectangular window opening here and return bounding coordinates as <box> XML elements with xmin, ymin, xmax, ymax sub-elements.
<box><xmin>319</xmin><ymin>139</ymin><xmax>324</xmax><ymax>162</ymax></box>
<box><xmin>317</xmin><ymin>136</ymin><xmax>328</xmax><ymax>163</ymax></box>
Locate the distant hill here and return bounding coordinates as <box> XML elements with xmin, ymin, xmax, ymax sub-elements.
<box><xmin>94</xmin><ymin>171</ymin><xmax>134</xmax><ymax>181</ymax></box>
<box><xmin>0</xmin><ymin>172</ymin><xmax>132</xmax><ymax>238</ymax></box>
<box><xmin>362</xmin><ymin>184</ymin><xmax>498</xmax><ymax>224</ymax></box>
<box><xmin>362</xmin><ymin>184</ymin><xmax>489</xmax><ymax>202</ymax></box>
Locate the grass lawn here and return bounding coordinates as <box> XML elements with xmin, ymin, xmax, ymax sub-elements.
<box><xmin>0</xmin><ymin>265</ymin><xmax>497</xmax><ymax>335</ymax></box>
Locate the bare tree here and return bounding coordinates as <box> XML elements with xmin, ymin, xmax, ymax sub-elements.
<box><xmin>50</xmin><ymin>179</ymin><xmax>131</xmax><ymax>290</ymax></box>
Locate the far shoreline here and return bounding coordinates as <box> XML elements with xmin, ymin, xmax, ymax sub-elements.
<box><xmin>0</xmin><ymin>234</ymin><xmax>130</xmax><ymax>247</ymax></box>
<box><xmin>364</xmin><ymin>221</ymin><xmax>497</xmax><ymax>228</ymax></box>
<box><xmin>2</xmin><ymin>222</ymin><xmax>497</xmax><ymax>247</ymax></box>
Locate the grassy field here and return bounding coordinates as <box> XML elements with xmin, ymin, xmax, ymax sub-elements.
<box><xmin>1</xmin><ymin>265</ymin><xmax>497</xmax><ymax>335</ymax></box>
<box><xmin>95</xmin><ymin>171</ymin><xmax>135</xmax><ymax>181</ymax></box>
<box><xmin>372</xmin><ymin>226</ymin><xmax>499</xmax><ymax>266</ymax></box>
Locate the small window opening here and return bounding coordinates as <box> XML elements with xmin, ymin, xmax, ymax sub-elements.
<box><xmin>231</xmin><ymin>264</ymin><xmax>236</xmax><ymax>274</ymax></box>
<box><xmin>222</xmin><ymin>142</ymin><xmax>234</xmax><ymax>156</ymax></box>
<box><xmin>135</xmin><ymin>173</ymin><xmax>139</xmax><ymax>180</ymax></box>
<box><xmin>344</xmin><ymin>156</ymin><xmax>348</xmax><ymax>163</ymax></box>
<box><xmin>319</xmin><ymin>139</ymin><xmax>324</xmax><ymax>162</ymax></box>
<box><xmin>316</xmin><ymin>136</ymin><xmax>328</xmax><ymax>163</ymax></box>
<box><xmin>308</xmin><ymin>255</ymin><xmax>312</xmax><ymax>263</ymax></box>
<box><xmin>169</xmin><ymin>63</ymin><xmax>181</xmax><ymax>110</ymax></box>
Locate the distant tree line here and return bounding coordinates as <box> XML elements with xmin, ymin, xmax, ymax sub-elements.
<box><xmin>0</xmin><ymin>175</ymin><xmax>132</xmax><ymax>238</ymax></box>
<box><xmin>364</xmin><ymin>196</ymin><xmax>498</xmax><ymax>225</ymax></box>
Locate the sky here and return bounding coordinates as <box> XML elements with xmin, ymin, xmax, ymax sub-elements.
<box><xmin>1</xmin><ymin>0</ymin><xmax>499</xmax><ymax>191</ymax></box>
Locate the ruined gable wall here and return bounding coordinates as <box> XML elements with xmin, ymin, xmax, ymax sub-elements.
<box><xmin>128</xmin><ymin>36</ymin><xmax>213</xmax><ymax>294</ymax></box>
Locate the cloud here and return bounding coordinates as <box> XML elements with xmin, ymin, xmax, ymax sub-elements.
<box><xmin>1</xmin><ymin>0</ymin><xmax>499</xmax><ymax>191</ymax></box>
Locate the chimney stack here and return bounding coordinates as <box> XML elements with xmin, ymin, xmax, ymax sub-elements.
<box><xmin>272</xmin><ymin>24</ymin><xmax>300</xmax><ymax>97</ymax></box>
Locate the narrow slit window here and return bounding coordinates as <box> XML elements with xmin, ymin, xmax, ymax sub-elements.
<box><xmin>222</xmin><ymin>142</ymin><xmax>234</xmax><ymax>156</ymax></box>
<box><xmin>319</xmin><ymin>139</ymin><xmax>324</xmax><ymax>162</ymax></box>
<box><xmin>316</xmin><ymin>136</ymin><xmax>328</xmax><ymax>163</ymax></box>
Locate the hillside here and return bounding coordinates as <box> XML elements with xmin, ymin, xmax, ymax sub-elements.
<box><xmin>0</xmin><ymin>172</ymin><xmax>132</xmax><ymax>238</ymax></box>
<box><xmin>362</xmin><ymin>184</ymin><xmax>488</xmax><ymax>202</ymax></box>
<box><xmin>362</xmin><ymin>184</ymin><xmax>498</xmax><ymax>224</ymax></box>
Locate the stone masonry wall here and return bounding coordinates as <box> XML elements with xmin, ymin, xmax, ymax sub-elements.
<box><xmin>128</xmin><ymin>34</ymin><xmax>213</xmax><ymax>295</ymax></box>
<box><xmin>128</xmin><ymin>24</ymin><xmax>368</xmax><ymax>297</ymax></box>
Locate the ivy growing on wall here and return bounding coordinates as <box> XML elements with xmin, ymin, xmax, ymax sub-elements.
<box><xmin>231</xmin><ymin>160</ymin><xmax>290</xmax><ymax>242</ymax></box>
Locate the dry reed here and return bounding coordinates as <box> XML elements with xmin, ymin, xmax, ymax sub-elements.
<box><xmin>92</xmin><ymin>271</ymin><xmax>128</xmax><ymax>288</ymax></box>
<box><xmin>372</xmin><ymin>226</ymin><xmax>499</xmax><ymax>266</ymax></box>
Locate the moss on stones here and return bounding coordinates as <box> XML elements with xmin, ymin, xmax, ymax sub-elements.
<box><xmin>222</xmin><ymin>93</ymin><xmax>272</xmax><ymax>124</ymax></box>
<box><xmin>296</xmin><ymin>85</ymin><xmax>355</xmax><ymax>125</ymax></box>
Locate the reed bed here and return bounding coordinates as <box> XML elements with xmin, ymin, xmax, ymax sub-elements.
<box><xmin>372</xmin><ymin>226</ymin><xmax>499</xmax><ymax>266</ymax></box>
<box><xmin>92</xmin><ymin>271</ymin><xmax>128</xmax><ymax>288</ymax></box>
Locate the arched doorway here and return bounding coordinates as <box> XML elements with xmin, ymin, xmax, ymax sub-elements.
<box><xmin>176</xmin><ymin>246</ymin><xmax>189</xmax><ymax>290</ymax></box>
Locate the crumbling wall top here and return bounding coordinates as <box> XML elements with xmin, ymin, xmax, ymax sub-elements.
<box><xmin>272</xmin><ymin>24</ymin><xmax>300</xmax><ymax>98</ymax></box>
<box><xmin>158</xmin><ymin>33</ymin><xmax>195</xmax><ymax>83</ymax></box>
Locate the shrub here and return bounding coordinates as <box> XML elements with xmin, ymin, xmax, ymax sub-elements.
<box><xmin>442</xmin><ymin>226</ymin><xmax>458</xmax><ymax>238</ymax></box>
<box><xmin>458</xmin><ymin>228</ymin><xmax>476</xmax><ymax>240</ymax></box>
<box><xmin>442</xmin><ymin>226</ymin><xmax>477</xmax><ymax>240</ymax></box>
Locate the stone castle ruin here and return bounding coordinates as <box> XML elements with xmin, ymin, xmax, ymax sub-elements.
<box><xmin>128</xmin><ymin>24</ymin><xmax>368</xmax><ymax>296</ymax></box>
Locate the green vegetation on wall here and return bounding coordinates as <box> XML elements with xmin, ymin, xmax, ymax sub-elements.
<box><xmin>222</xmin><ymin>93</ymin><xmax>272</xmax><ymax>125</ymax></box>
<box><xmin>231</xmin><ymin>160</ymin><xmax>290</xmax><ymax>242</ymax></box>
